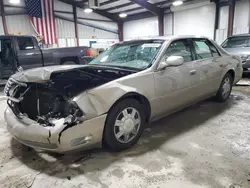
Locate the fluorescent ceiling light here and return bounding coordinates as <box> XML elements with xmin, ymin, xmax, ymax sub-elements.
<box><xmin>173</xmin><ymin>0</ymin><xmax>183</xmax><ymax>6</ymax></box>
<box><xmin>119</xmin><ymin>13</ymin><xmax>127</xmax><ymax>18</ymax></box>
<box><xmin>84</xmin><ymin>8</ymin><xmax>93</xmax><ymax>13</ymax></box>
<box><xmin>9</xmin><ymin>0</ymin><xmax>20</xmax><ymax>4</ymax></box>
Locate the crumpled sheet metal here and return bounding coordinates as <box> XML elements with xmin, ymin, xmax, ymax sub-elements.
<box><xmin>11</xmin><ymin>65</ymin><xmax>86</xmax><ymax>83</ymax></box>
<box><xmin>73</xmin><ymin>73</ymin><xmax>155</xmax><ymax>120</ymax></box>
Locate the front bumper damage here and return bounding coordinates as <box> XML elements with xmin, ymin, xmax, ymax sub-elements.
<box><xmin>5</xmin><ymin>107</ymin><xmax>107</xmax><ymax>153</ymax></box>
<box><xmin>3</xmin><ymin>76</ymin><xmax>108</xmax><ymax>153</ymax></box>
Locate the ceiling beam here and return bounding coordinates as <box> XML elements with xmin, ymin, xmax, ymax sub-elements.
<box><xmin>75</xmin><ymin>0</ymin><xmax>88</xmax><ymax>5</ymax></box>
<box><xmin>58</xmin><ymin>0</ymin><xmax>120</xmax><ymax>22</ymax></box>
<box><xmin>128</xmin><ymin>0</ymin><xmax>162</xmax><ymax>15</ymax></box>
<box><xmin>100</xmin><ymin>0</ymin><xmax>119</xmax><ymax>6</ymax></box>
<box><xmin>123</xmin><ymin>11</ymin><xmax>155</xmax><ymax>22</ymax></box>
<box><xmin>105</xmin><ymin>2</ymin><xmax>134</xmax><ymax>12</ymax></box>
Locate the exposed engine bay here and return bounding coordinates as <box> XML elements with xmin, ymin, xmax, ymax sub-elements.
<box><xmin>6</xmin><ymin>66</ymin><xmax>134</xmax><ymax>127</ymax></box>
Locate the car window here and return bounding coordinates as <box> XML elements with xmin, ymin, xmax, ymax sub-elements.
<box><xmin>165</xmin><ymin>39</ymin><xmax>192</xmax><ymax>62</ymax></box>
<box><xmin>89</xmin><ymin>40</ymin><xmax>164</xmax><ymax>70</ymax></box>
<box><xmin>17</xmin><ymin>37</ymin><xmax>35</xmax><ymax>50</ymax></box>
<box><xmin>222</xmin><ymin>36</ymin><xmax>250</xmax><ymax>48</ymax></box>
<box><xmin>207</xmin><ymin>41</ymin><xmax>220</xmax><ymax>58</ymax></box>
<box><xmin>193</xmin><ymin>39</ymin><xmax>213</xmax><ymax>59</ymax></box>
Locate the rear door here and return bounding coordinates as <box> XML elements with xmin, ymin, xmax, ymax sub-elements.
<box><xmin>191</xmin><ymin>38</ymin><xmax>224</xmax><ymax>97</ymax></box>
<box><xmin>16</xmin><ymin>37</ymin><xmax>43</xmax><ymax>70</ymax></box>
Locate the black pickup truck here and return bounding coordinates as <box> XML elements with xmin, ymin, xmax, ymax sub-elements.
<box><xmin>0</xmin><ymin>35</ymin><xmax>94</xmax><ymax>79</ymax></box>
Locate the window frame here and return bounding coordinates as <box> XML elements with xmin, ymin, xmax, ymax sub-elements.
<box><xmin>191</xmin><ymin>38</ymin><xmax>221</xmax><ymax>61</ymax></box>
<box><xmin>164</xmin><ymin>38</ymin><xmax>196</xmax><ymax>63</ymax></box>
<box><xmin>17</xmin><ymin>37</ymin><xmax>35</xmax><ymax>51</ymax></box>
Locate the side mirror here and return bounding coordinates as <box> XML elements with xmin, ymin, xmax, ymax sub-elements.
<box><xmin>38</xmin><ymin>41</ymin><xmax>43</xmax><ymax>48</ymax></box>
<box><xmin>158</xmin><ymin>56</ymin><xmax>184</xmax><ymax>70</ymax></box>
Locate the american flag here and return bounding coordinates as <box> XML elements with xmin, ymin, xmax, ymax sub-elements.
<box><xmin>25</xmin><ymin>0</ymin><xmax>57</xmax><ymax>45</ymax></box>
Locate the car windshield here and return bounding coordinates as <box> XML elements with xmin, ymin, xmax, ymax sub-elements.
<box><xmin>89</xmin><ymin>40</ymin><xmax>164</xmax><ymax>70</ymax></box>
<box><xmin>222</xmin><ymin>36</ymin><xmax>250</xmax><ymax>48</ymax></box>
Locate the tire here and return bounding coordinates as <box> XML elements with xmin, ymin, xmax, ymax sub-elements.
<box><xmin>215</xmin><ymin>73</ymin><xmax>233</xmax><ymax>102</ymax></box>
<box><xmin>103</xmin><ymin>98</ymin><xmax>146</xmax><ymax>151</ymax></box>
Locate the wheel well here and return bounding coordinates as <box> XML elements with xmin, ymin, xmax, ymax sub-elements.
<box><xmin>227</xmin><ymin>69</ymin><xmax>235</xmax><ymax>81</ymax></box>
<box><xmin>109</xmin><ymin>92</ymin><xmax>151</xmax><ymax>123</ymax></box>
<box><xmin>60</xmin><ymin>56</ymin><xmax>79</xmax><ymax>64</ymax></box>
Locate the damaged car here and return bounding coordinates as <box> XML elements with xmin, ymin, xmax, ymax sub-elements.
<box><xmin>4</xmin><ymin>36</ymin><xmax>242</xmax><ymax>153</ymax></box>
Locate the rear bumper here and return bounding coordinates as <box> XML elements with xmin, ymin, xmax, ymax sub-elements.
<box><xmin>5</xmin><ymin>107</ymin><xmax>107</xmax><ymax>153</ymax></box>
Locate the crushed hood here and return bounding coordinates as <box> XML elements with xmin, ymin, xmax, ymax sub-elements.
<box><xmin>11</xmin><ymin>65</ymin><xmax>87</xmax><ymax>83</ymax></box>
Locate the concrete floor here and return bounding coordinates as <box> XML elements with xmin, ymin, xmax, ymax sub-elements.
<box><xmin>1</xmin><ymin>79</ymin><xmax>250</xmax><ymax>188</ymax></box>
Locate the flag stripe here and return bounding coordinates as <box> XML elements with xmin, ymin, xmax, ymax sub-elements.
<box><xmin>52</xmin><ymin>0</ymin><xmax>57</xmax><ymax>44</ymax></box>
<box><xmin>45</xmin><ymin>0</ymin><xmax>51</xmax><ymax>44</ymax></box>
<box><xmin>25</xmin><ymin>0</ymin><xmax>57</xmax><ymax>45</ymax></box>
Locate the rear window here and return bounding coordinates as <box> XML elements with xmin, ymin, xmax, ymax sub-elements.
<box><xmin>222</xmin><ymin>36</ymin><xmax>250</xmax><ymax>48</ymax></box>
<box><xmin>17</xmin><ymin>37</ymin><xmax>35</xmax><ymax>50</ymax></box>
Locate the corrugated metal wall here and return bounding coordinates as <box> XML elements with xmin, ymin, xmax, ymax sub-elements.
<box><xmin>0</xmin><ymin>17</ymin><xmax>4</xmax><ymax>35</ymax></box>
<box><xmin>124</xmin><ymin>17</ymin><xmax>159</xmax><ymax>40</ymax></box>
<box><xmin>6</xmin><ymin>15</ymin><xmax>35</xmax><ymax>35</ymax></box>
<box><xmin>78</xmin><ymin>24</ymin><xmax>118</xmax><ymax>39</ymax></box>
<box><xmin>56</xmin><ymin>18</ymin><xmax>75</xmax><ymax>38</ymax></box>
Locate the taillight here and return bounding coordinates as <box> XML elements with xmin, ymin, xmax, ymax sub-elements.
<box><xmin>86</xmin><ymin>48</ymin><xmax>98</xmax><ymax>56</ymax></box>
<box><xmin>86</xmin><ymin>48</ymin><xmax>91</xmax><ymax>56</ymax></box>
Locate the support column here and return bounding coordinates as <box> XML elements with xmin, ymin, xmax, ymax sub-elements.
<box><xmin>73</xmin><ymin>5</ymin><xmax>79</xmax><ymax>46</ymax></box>
<box><xmin>118</xmin><ymin>22</ymin><xmax>123</xmax><ymax>42</ymax></box>
<box><xmin>249</xmin><ymin>0</ymin><xmax>250</xmax><ymax>33</ymax></box>
<box><xmin>0</xmin><ymin>0</ymin><xmax>8</xmax><ymax>35</ymax></box>
<box><xmin>158</xmin><ymin>11</ymin><xmax>164</xmax><ymax>36</ymax></box>
<box><xmin>214</xmin><ymin>0</ymin><xmax>220</xmax><ymax>41</ymax></box>
<box><xmin>227</xmin><ymin>0</ymin><xmax>235</xmax><ymax>37</ymax></box>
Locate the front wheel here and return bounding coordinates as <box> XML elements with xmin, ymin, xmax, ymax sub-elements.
<box><xmin>215</xmin><ymin>73</ymin><xmax>233</xmax><ymax>102</ymax></box>
<box><xmin>103</xmin><ymin>99</ymin><xmax>145</xmax><ymax>151</ymax></box>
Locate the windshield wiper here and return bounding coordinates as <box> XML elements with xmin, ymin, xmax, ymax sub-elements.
<box><xmin>89</xmin><ymin>64</ymin><xmax>139</xmax><ymax>72</ymax></box>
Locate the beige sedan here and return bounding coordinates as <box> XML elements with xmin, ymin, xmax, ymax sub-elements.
<box><xmin>4</xmin><ymin>36</ymin><xmax>242</xmax><ymax>153</ymax></box>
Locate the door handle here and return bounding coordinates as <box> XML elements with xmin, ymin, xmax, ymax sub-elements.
<box><xmin>189</xmin><ymin>70</ymin><xmax>196</xmax><ymax>75</ymax></box>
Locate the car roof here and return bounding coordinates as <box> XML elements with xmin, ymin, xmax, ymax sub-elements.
<box><xmin>0</xmin><ymin>35</ymin><xmax>35</xmax><ymax>38</ymax></box>
<box><xmin>123</xmin><ymin>35</ymin><xmax>211</xmax><ymax>43</ymax></box>
<box><xmin>228</xmin><ymin>34</ymin><xmax>250</xmax><ymax>38</ymax></box>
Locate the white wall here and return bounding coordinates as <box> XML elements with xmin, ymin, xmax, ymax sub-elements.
<box><xmin>164</xmin><ymin>13</ymin><xmax>173</xmax><ymax>36</ymax></box>
<box><xmin>233</xmin><ymin>0</ymin><xmax>250</xmax><ymax>35</ymax></box>
<box><xmin>173</xmin><ymin>3</ymin><xmax>215</xmax><ymax>39</ymax></box>
<box><xmin>123</xmin><ymin>17</ymin><xmax>158</xmax><ymax>40</ymax></box>
<box><xmin>123</xmin><ymin>1</ymin><xmax>216</xmax><ymax>40</ymax></box>
<box><xmin>6</xmin><ymin>15</ymin><xmax>35</xmax><ymax>35</ymax></box>
<box><xmin>215</xmin><ymin>6</ymin><xmax>229</xmax><ymax>44</ymax></box>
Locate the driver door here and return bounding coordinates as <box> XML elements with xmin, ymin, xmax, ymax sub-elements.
<box><xmin>153</xmin><ymin>39</ymin><xmax>200</xmax><ymax>117</ymax></box>
<box><xmin>0</xmin><ymin>38</ymin><xmax>16</xmax><ymax>79</ymax></box>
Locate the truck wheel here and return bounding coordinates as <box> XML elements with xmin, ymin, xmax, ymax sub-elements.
<box><xmin>103</xmin><ymin>98</ymin><xmax>145</xmax><ymax>151</ymax></box>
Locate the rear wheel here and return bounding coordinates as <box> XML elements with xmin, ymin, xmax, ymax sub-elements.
<box><xmin>215</xmin><ymin>73</ymin><xmax>233</xmax><ymax>102</ymax></box>
<box><xmin>103</xmin><ymin>99</ymin><xmax>145</xmax><ymax>151</ymax></box>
